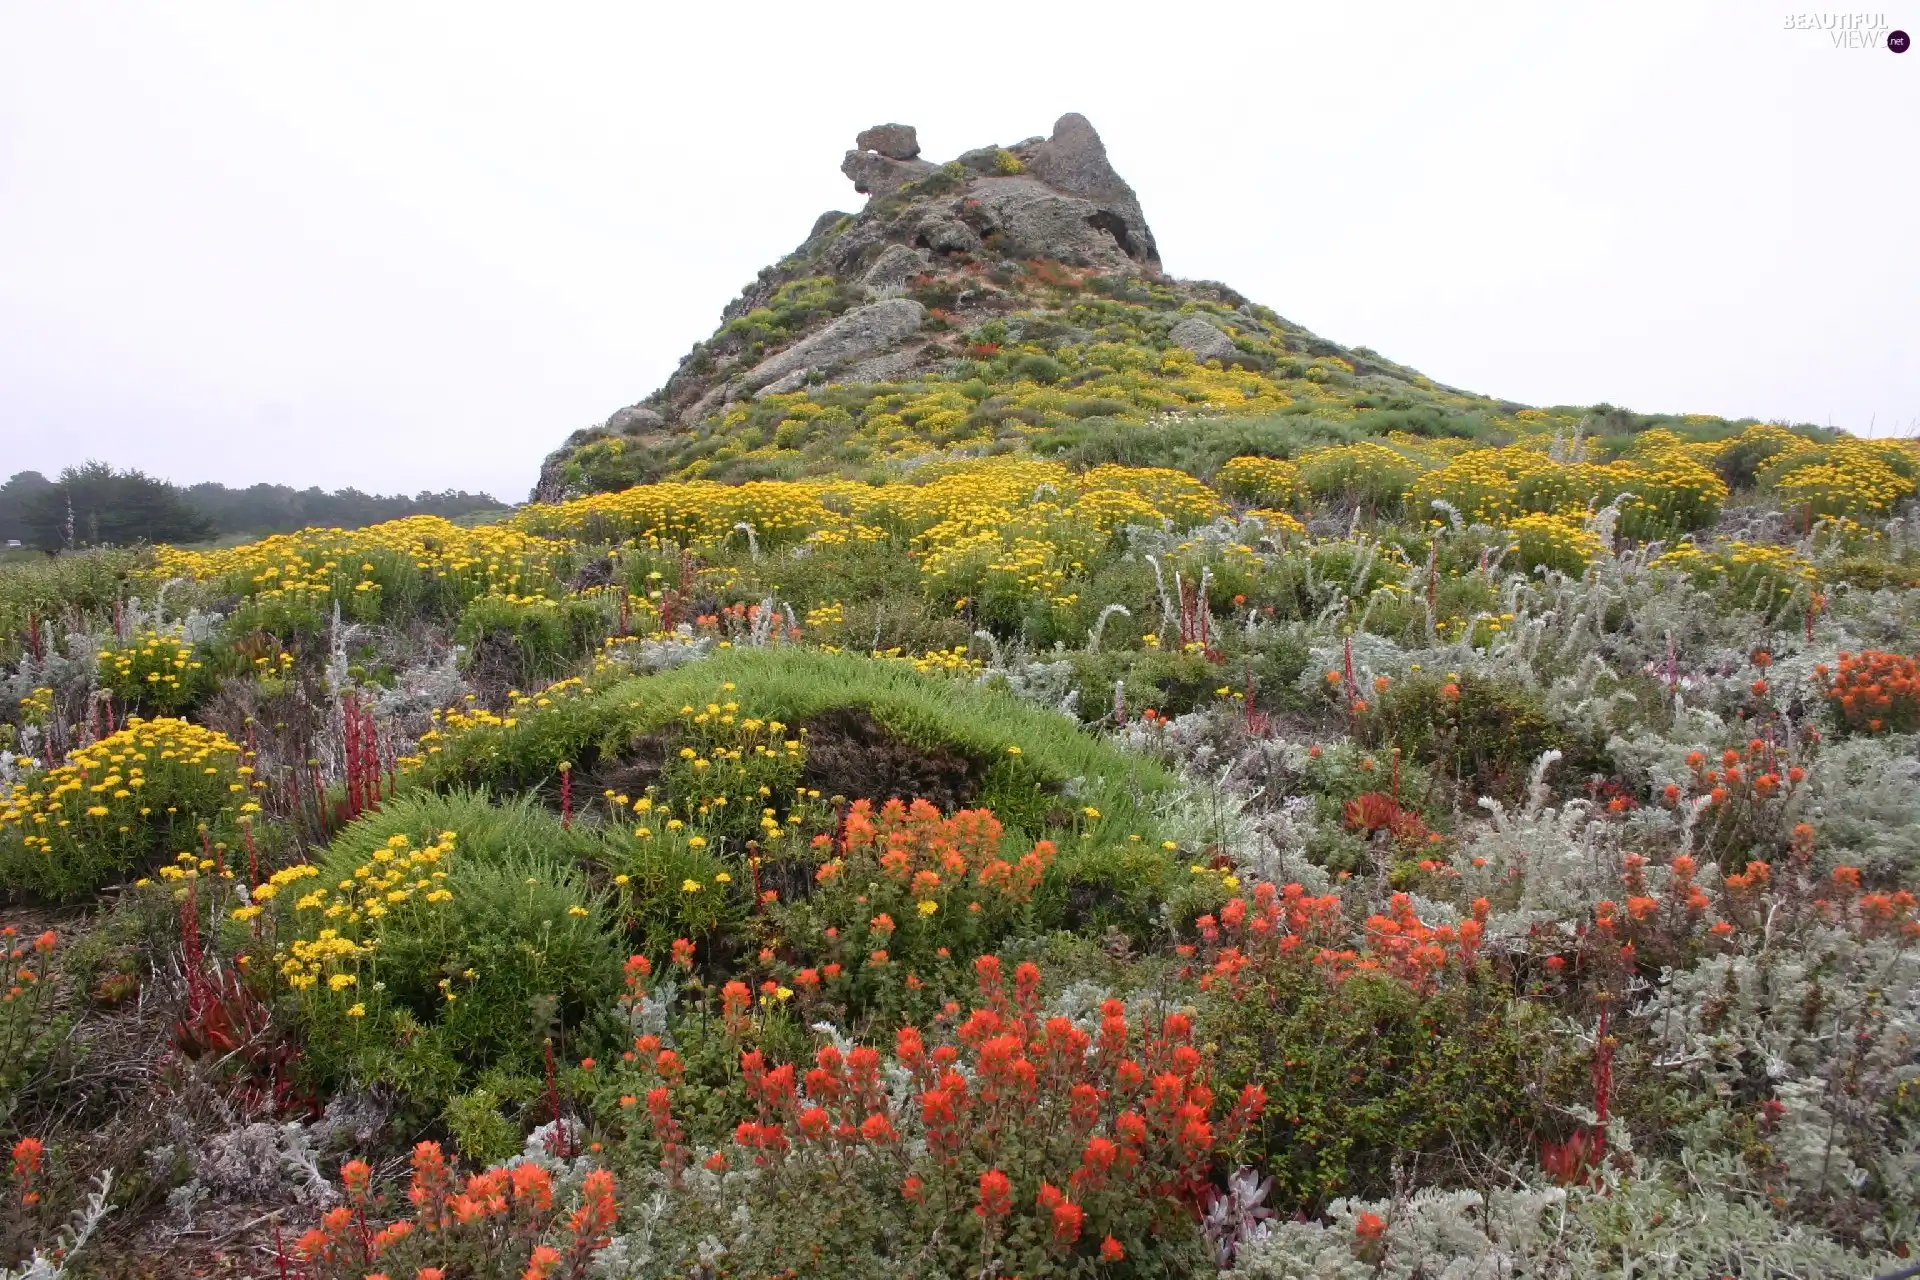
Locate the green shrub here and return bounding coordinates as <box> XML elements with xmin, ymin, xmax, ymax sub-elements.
<box><xmin>1205</xmin><ymin>968</ymin><xmax>1540</xmax><ymax>1210</ymax></box>
<box><xmin>653</xmin><ymin>700</ymin><xmax>806</xmax><ymax>844</ymax></box>
<box><xmin>1363</xmin><ymin>671</ymin><xmax>1608</xmax><ymax>801</ymax></box>
<box><xmin>1068</xmin><ymin>648</ymin><xmax>1221</xmax><ymax>722</ymax></box>
<box><xmin>601</xmin><ymin>816</ymin><xmax>746</xmax><ymax>951</ymax></box>
<box><xmin>441</xmin><ymin>1087</ymin><xmax>523</xmax><ymax>1165</ymax></box>
<box><xmin>408</xmin><ymin>648</ymin><xmax>1181</xmax><ymax>848</ymax></box>
<box><xmin>267</xmin><ymin>792</ymin><xmax>625</xmax><ymax>1108</ymax></box>
<box><xmin>0</xmin><ymin>547</ymin><xmax>144</xmax><ymax>663</ymax></box>
<box><xmin>1013</xmin><ymin>353</ymin><xmax>1068</xmax><ymax>385</ymax></box>
<box><xmin>1298</xmin><ymin>442</ymin><xmax>1425</xmax><ymax>514</ymax></box>
<box><xmin>456</xmin><ymin>592</ymin><xmax>610</xmax><ymax>687</ymax></box>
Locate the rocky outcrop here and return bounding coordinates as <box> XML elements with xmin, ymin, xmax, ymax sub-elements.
<box><xmin>855</xmin><ymin>123</ymin><xmax>920</xmax><ymax>161</ymax></box>
<box><xmin>915</xmin><ymin>213</ymin><xmax>983</xmax><ymax>257</ymax></box>
<box><xmin>605</xmin><ymin>404</ymin><xmax>664</xmax><ymax>435</ymax></box>
<box><xmin>966</xmin><ymin>177</ymin><xmax>1135</xmax><ymax>270</ymax></box>
<box><xmin>538</xmin><ymin>114</ymin><xmax>1181</xmax><ymax>497</ymax></box>
<box><xmin>742</xmin><ymin>298</ymin><xmax>927</xmax><ymax>397</ymax></box>
<box><xmin>841</xmin><ymin>149</ymin><xmax>937</xmax><ymax>198</ymax></box>
<box><xmin>1021</xmin><ymin>113</ymin><xmax>1159</xmax><ymax>269</ymax></box>
<box><xmin>1168</xmin><ymin>316</ymin><xmax>1240</xmax><ymax>364</ymax></box>
<box><xmin>861</xmin><ymin>243</ymin><xmax>931</xmax><ymax>289</ymax></box>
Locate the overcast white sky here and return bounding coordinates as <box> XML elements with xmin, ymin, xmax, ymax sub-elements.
<box><xmin>2</xmin><ymin>3</ymin><xmax>1915</xmax><ymax>500</ymax></box>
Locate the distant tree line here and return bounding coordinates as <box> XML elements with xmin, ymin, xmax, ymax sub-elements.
<box><xmin>0</xmin><ymin>463</ymin><xmax>505</xmax><ymax>552</ymax></box>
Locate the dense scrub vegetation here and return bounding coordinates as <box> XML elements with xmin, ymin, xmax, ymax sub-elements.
<box><xmin>4</xmin><ymin>411</ymin><xmax>1920</xmax><ymax>1277</ymax></box>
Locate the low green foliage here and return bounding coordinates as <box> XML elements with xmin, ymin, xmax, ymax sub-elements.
<box><xmin>1363</xmin><ymin>670</ymin><xmax>1612</xmax><ymax>800</ymax></box>
<box><xmin>1205</xmin><ymin>967</ymin><xmax>1541</xmax><ymax>1210</ymax></box>
<box><xmin>456</xmin><ymin>591</ymin><xmax>611</xmax><ymax>687</ymax></box>
<box><xmin>268</xmin><ymin>792</ymin><xmax>625</xmax><ymax>1110</ymax></box>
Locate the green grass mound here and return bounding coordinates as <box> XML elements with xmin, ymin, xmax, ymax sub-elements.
<box><xmin>402</xmin><ymin>647</ymin><xmax>1192</xmax><ymax>953</ymax></box>
<box><xmin>410</xmin><ymin>647</ymin><xmax>1180</xmax><ymax>841</ymax></box>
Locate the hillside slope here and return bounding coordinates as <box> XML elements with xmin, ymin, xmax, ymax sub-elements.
<box><xmin>533</xmin><ymin>114</ymin><xmax>1612</xmax><ymax>501</ymax></box>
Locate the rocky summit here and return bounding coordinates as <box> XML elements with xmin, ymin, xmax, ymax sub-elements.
<box><xmin>531</xmin><ymin>114</ymin><xmax>1525</xmax><ymax>501</ymax></box>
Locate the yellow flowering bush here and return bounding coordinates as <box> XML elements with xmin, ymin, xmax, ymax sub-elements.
<box><xmin>658</xmin><ymin>696</ymin><xmax>808</xmax><ymax>845</ymax></box>
<box><xmin>1407</xmin><ymin>448</ymin><xmax>1556</xmax><ymax>525</ymax></box>
<box><xmin>0</xmin><ymin>718</ymin><xmax>253</xmax><ymax>900</ymax></box>
<box><xmin>95</xmin><ymin>630</ymin><xmax>211</xmax><ymax>715</ymax></box>
<box><xmin>1761</xmin><ymin>438</ymin><xmax>1918</xmax><ymax>518</ymax></box>
<box><xmin>1298</xmin><ymin>442</ymin><xmax>1428</xmax><ymax>513</ymax></box>
<box><xmin>600</xmin><ymin>808</ymin><xmax>743</xmax><ymax>949</ymax></box>
<box><xmin>151</xmin><ymin>517</ymin><xmax>578</xmax><ymax>631</ymax></box>
<box><xmin>1603</xmin><ymin>454</ymin><xmax>1727</xmax><ymax>539</ymax></box>
<box><xmin>1655</xmin><ymin>540</ymin><xmax>1818</xmax><ymax>620</ymax></box>
<box><xmin>1406</xmin><ymin>445</ymin><xmax>1723</xmax><ymax>539</ymax></box>
<box><xmin>507</xmin><ymin>458</ymin><xmax>1223</xmax><ymax>626</ymax></box>
<box><xmin>511</xmin><ymin>480</ymin><xmax>836</xmax><ymax>549</ymax></box>
<box><xmin>399</xmin><ymin>676</ymin><xmax>597</xmax><ymax>784</ymax></box>
<box><xmin>1216</xmin><ymin>456</ymin><xmax>1305</xmax><ymax>508</ymax></box>
<box><xmin>454</xmin><ymin>590</ymin><xmax>617</xmax><ymax>686</ymax></box>
<box><xmin>873</xmin><ymin>645</ymin><xmax>985</xmax><ymax>679</ymax></box>
<box><xmin>1506</xmin><ymin>512</ymin><xmax>1602</xmax><ymax>578</ymax></box>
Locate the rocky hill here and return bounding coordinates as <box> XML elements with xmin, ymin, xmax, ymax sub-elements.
<box><xmin>532</xmin><ymin>114</ymin><xmax>1549</xmax><ymax>502</ymax></box>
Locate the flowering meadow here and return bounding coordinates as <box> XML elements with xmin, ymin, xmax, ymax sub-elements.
<box><xmin>4</xmin><ymin>407</ymin><xmax>1920</xmax><ymax>1278</ymax></box>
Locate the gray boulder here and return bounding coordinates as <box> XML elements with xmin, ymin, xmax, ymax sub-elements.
<box><xmin>842</xmin><ymin>150</ymin><xmax>937</xmax><ymax>198</ymax></box>
<box><xmin>1023</xmin><ymin>113</ymin><xmax>1159</xmax><ymax>268</ymax></box>
<box><xmin>919</xmin><ymin>215</ymin><xmax>983</xmax><ymax>256</ymax></box>
<box><xmin>741</xmin><ymin>298</ymin><xmax>926</xmax><ymax>396</ymax></box>
<box><xmin>757</xmin><ymin>368</ymin><xmax>810</xmax><ymax>397</ymax></box>
<box><xmin>967</xmin><ymin>177</ymin><xmax>1132</xmax><ymax>269</ymax></box>
<box><xmin>684</xmin><ymin>380</ymin><xmax>733</xmax><ymax>424</ymax></box>
<box><xmin>955</xmin><ymin>146</ymin><xmax>1006</xmax><ymax>174</ymax></box>
<box><xmin>606</xmin><ymin>404</ymin><xmax>665</xmax><ymax>434</ymax></box>
<box><xmin>862</xmin><ymin>243</ymin><xmax>931</xmax><ymax>289</ymax></box>
<box><xmin>1168</xmin><ymin>316</ymin><xmax>1240</xmax><ymax>363</ymax></box>
<box><xmin>821</xmin><ymin>216</ymin><xmax>890</xmax><ymax>274</ymax></box>
<box><xmin>855</xmin><ymin>123</ymin><xmax>920</xmax><ymax>161</ymax></box>
<box><xmin>843</xmin><ymin>348</ymin><xmax>925</xmax><ymax>382</ymax></box>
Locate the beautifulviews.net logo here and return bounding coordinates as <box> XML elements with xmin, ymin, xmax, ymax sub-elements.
<box><xmin>1783</xmin><ymin>13</ymin><xmax>1911</xmax><ymax>49</ymax></box>
<box><xmin>1781</xmin><ymin>13</ymin><xmax>1904</xmax><ymax>48</ymax></box>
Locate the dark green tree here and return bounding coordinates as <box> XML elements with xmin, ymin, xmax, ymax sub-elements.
<box><xmin>0</xmin><ymin>470</ymin><xmax>54</xmax><ymax>544</ymax></box>
<box><xmin>22</xmin><ymin>461</ymin><xmax>215</xmax><ymax>552</ymax></box>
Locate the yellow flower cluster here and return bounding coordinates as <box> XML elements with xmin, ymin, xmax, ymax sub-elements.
<box><xmin>1245</xmin><ymin>509</ymin><xmax>1307</xmax><ymax>539</ymax></box>
<box><xmin>1506</xmin><ymin>512</ymin><xmax>1604</xmax><ymax>577</ymax></box>
<box><xmin>150</xmin><ymin>517</ymin><xmax>576</xmax><ymax>620</ymax></box>
<box><xmin>1216</xmin><ymin>456</ymin><xmax>1304</xmax><ymax>507</ymax></box>
<box><xmin>277</xmin><ymin>929</ymin><xmax>366</xmax><ymax>993</ymax></box>
<box><xmin>401</xmin><ymin>678</ymin><xmax>588</xmax><ymax>769</ymax></box>
<box><xmin>872</xmin><ymin>646</ymin><xmax>985</xmax><ymax>679</ymax></box>
<box><xmin>246</xmin><ymin>860</ymin><xmax>319</xmax><ymax>905</ymax></box>
<box><xmin>17</xmin><ymin>687</ymin><xmax>54</xmax><ymax>727</ymax></box>
<box><xmin>1404</xmin><ymin>443</ymin><xmax>1725</xmax><ymax>539</ymax></box>
<box><xmin>157</xmin><ymin>849</ymin><xmax>229</xmax><ymax>885</ymax></box>
<box><xmin>1655</xmin><ymin>539</ymin><xmax>1818</xmax><ymax>615</ymax></box>
<box><xmin>512</xmin><ymin>480</ymin><xmax>835</xmax><ymax>548</ymax></box>
<box><xmin>280</xmin><ymin>832</ymin><xmax>458</xmax><ymax>932</ymax></box>
<box><xmin>96</xmin><ymin>631</ymin><xmax>204</xmax><ymax>709</ymax></box>
<box><xmin>1763</xmin><ymin>438</ymin><xmax>1918</xmax><ymax>517</ymax></box>
<box><xmin>0</xmin><ymin>718</ymin><xmax>243</xmax><ymax>854</ymax></box>
<box><xmin>516</xmin><ymin>458</ymin><xmax>1223</xmax><ymax>611</ymax></box>
<box><xmin>1298</xmin><ymin>442</ymin><xmax>1426</xmax><ymax>507</ymax></box>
